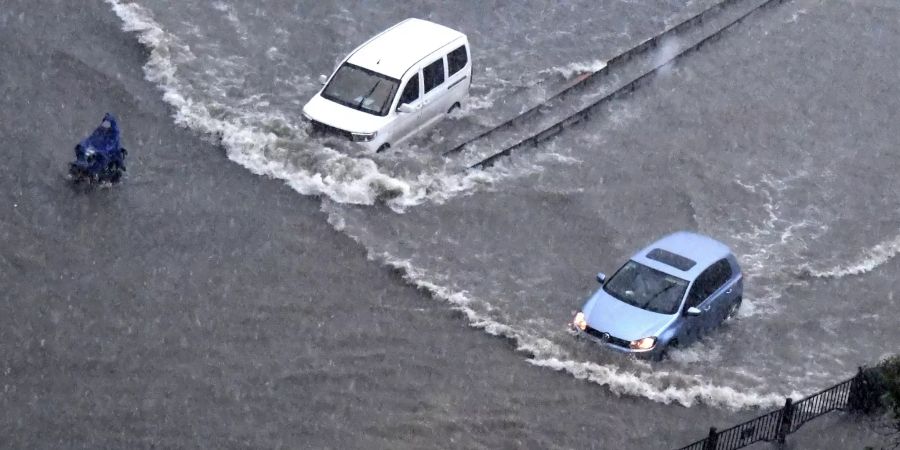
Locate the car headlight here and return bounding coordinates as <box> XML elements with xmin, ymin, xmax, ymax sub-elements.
<box><xmin>350</xmin><ymin>131</ymin><xmax>377</xmax><ymax>142</ymax></box>
<box><xmin>629</xmin><ymin>336</ymin><xmax>656</xmax><ymax>350</ymax></box>
<box><xmin>572</xmin><ymin>312</ymin><xmax>587</xmax><ymax>331</ymax></box>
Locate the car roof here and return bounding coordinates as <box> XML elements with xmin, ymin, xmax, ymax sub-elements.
<box><xmin>346</xmin><ymin>18</ymin><xmax>466</xmax><ymax>80</ymax></box>
<box><xmin>631</xmin><ymin>231</ymin><xmax>733</xmax><ymax>280</ymax></box>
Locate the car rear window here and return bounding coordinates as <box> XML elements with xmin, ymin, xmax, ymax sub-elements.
<box><xmin>646</xmin><ymin>248</ymin><xmax>696</xmax><ymax>271</ymax></box>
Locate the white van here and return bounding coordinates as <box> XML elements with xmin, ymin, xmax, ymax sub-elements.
<box><xmin>302</xmin><ymin>18</ymin><xmax>471</xmax><ymax>153</ymax></box>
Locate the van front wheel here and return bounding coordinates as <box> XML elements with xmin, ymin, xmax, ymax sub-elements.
<box><xmin>376</xmin><ymin>143</ymin><xmax>390</xmax><ymax>153</ymax></box>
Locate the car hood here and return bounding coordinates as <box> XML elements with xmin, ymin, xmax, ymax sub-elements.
<box><xmin>582</xmin><ymin>288</ymin><xmax>676</xmax><ymax>341</ymax></box>
<box><xmin>302</xmin><ymin>94</ymin><xmax>388</xmax><ymax>134</ymax></box>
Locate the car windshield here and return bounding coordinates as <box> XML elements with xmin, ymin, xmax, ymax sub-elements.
<box><xmin>603</xmin><ymin>261</ymin><xmax>688</xmax><ymax>315</ymax></box>
<box><xmin>321</xmin><ymin>63</ymin><xmax>399</xmax><ymax>116</ymax></box>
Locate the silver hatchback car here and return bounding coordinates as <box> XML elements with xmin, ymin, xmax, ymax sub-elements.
<box><xmin>572</xmin><ymin>232</ymin><xmax>743</xmax><ymax>360</ymax></box>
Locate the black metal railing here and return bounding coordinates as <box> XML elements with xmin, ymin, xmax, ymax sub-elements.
<box><xmin>676</xmin><ymin>367</ymin><xmax>884</xmax><ymax>450</ymax></box>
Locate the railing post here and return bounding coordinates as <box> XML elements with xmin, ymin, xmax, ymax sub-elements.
<box><xmin>848</xmin><ymin>366</ymin><xmax>880</xmax><ymax>413</ymax></box>
<box><xmin>848</xmin><ymin>367</ymin><xmax>863</xmax><ymax>412</ymax></box>
<box><xmin>776</xmin><ymin>397</ymin><xmax>793</xmax><ymax>444</ymax></box>
<box><xmin>703</xmin><ymin>427</ymin><xmax>718</xmax><ymax>450</ymax></box>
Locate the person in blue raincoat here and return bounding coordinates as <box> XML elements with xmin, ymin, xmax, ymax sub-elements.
<box><xmin>69</xmin><ymin>113</ymin><xmax>128</xmax><ymax>183</ymax></box>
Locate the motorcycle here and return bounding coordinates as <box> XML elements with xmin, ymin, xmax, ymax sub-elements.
<box><xmin>69</xmin><ymin>113</ymin><xmax>128</xmax><ymax>184</ymax></box>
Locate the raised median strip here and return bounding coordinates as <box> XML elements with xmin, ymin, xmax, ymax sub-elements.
<box><xmin>466</xmin><ymin>0</ymin><xmax>789</xmax><ymax>170</ymax></box>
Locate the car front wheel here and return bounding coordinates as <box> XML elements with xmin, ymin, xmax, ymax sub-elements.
<box><xmin>655</xmin><ymin>339</ymin><xmax>678</xmax><ymax>362</ymax></box>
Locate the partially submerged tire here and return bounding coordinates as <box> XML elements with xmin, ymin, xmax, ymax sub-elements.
<box><xmin>103</xmin><ymin>162</ymin><xmax>122</xmax><ymax>183</ymax></box>
<box><xmin>654</xmin><ymin>346</ymin><xmax>669</xmax><ymax>362</ymax></box>
<box><xmin>727</xmin><ymin>298</ymin><xmax>742</xmax><ymax>320</ymax></box>
<box><xmin>655</xmin><ymin>339</ymin><xmax>678</xmax><ymax>362</ymax></box>
<box><xmin>376</xmin><ymin>143</ymin><xmax>390</xmax><ymax>153</ymax></box>
<box><xmin>68</xmin><ymin>164</ymin><xmax>80</xmax><ymax>181</ymax></box>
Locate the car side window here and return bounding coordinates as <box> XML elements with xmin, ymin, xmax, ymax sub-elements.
<box><xmin>397</xmin><ymin>73</ymin><xmax>419</xmax><ymax>107</ymax></box>
<box><xmin>685</xmin><ymin>260</ymin><xmax>733</xmax><ymax>311</ymax></box>
<box><xmin>423</xmin><ymin>58</ymin><xmax>445</xmax><ymax>94</ymax></box>
<box><xmin>447</xmin><ymin>45</ymin><xmax>468</xmax><ymax>76</ymax></box>
<box><xmin>685</xmin><ymin>276</ymin><xmax>709</xmax><ymax>310</ymax></box>
<box><xmin>708</xmin><ymin>259</ymin><xmax>733</xmax><ymax>293</ymax></box>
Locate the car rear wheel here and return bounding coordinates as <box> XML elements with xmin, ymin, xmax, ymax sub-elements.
<box><xmin>447</xmin><ymin>102</ymin><xmax>461</xmax><ymax>114</ymax></box>
<box><xmin>727</xmin><ymin>298</ymin><xmax>742</xmax><ymax>320</ymax></box>
<box><xmin>376</xmin><ymin>143</ymin><xmax>390</xmax><ymax>153</ymax></box>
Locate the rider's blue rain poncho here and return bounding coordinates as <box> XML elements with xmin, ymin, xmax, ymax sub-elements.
<box><xmin>78</xmin><ymin>113</ymin><xmax>120</xmax><ymax>153</ymax></box>
<box><xmin>69</xmin><ymin>113</ymin><xmax>127</xmax><ymax>183</ymax></box>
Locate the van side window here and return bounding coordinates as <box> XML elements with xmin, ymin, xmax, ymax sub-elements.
<box><xmin>447</xmin><ymin>45</ymin><xmax>468</xmax><ymax>76</ymax></box>
<box><xmin>423</xmin><ymin>59</ymin><xmax>445</xmax><ymax>94</ymax></box>
<box><xmin>397</xmin><ymin>74</ymin><xmax>419</xmax><ymax>107</ymax></box>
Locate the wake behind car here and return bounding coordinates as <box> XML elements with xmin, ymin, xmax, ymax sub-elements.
<box><xmin>302</xmin><ymin>18</ymin><xmax>471</xmax><ymax>153</ymax></box>
<box><xmin>572</xmin><ymin>232</ymin><xmax>742</xmax><ymax>360</ymax></box>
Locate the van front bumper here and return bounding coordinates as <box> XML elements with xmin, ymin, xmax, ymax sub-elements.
<box><xmin>307</xmin><ymin>119</ymin><xmax>381</xmax><ymax>152</ymax></box>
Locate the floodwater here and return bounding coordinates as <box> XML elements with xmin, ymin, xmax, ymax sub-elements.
<box><xmin>2</xmin><ymin>0</ymin><xmax>898</xmax><ymax>448</ymax></box>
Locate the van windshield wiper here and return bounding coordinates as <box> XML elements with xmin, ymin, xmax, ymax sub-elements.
<box><xmin>357</xmin><ymin>80</ymin><xmax>382</xmax><ymax>110</ymax></box>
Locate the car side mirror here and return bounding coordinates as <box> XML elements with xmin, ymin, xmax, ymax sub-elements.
<box><xmin>397</xmin><ymin>103</ymin><xmax>415</xmax><ymax>114</ymax></box>
<box><xmin>318</xmin><ymin>74</ymin><xmax>328</xmax><ymax>85</ymax></box>
<box><xmin>596</xmin><ymin>272</ymin><xmax>606</xmax><ymax>284</ymax></box>
<box><xmin>685</xmin><ymin>307</ymin><xmax>702</xmax><ymax>317</ymax></box>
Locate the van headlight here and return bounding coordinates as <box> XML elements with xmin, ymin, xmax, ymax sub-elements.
<box><xmin>629</xmin><ymin>337</ymin><xmax>656</xmax><ymax>350</ymax></box>
<box><xmin>350</xmin><ymin>131</ymin><xmax>377</xmax><ymax>142</ymax></box>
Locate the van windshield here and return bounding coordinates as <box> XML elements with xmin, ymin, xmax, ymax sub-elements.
<box><xmin>321</xmin><ymin>63</ymin><xmax>399</xmax><ymax>116</ymax></box>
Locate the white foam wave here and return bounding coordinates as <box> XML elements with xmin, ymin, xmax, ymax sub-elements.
<box><xmin>543</xmin><ymin>59</ymin><xmax>608</xmax><ymax>79</ymax></box>
<box><xmin>529</xmin><ymin>357</ymin><xmax>790</xmax><ymax>409</ymax></box>
<box><xmin>727</xmin><ymin>174</ymin><xmax>823</xmax><ymax>314</ymax></box>
<box><xmin>786</xmin><ymin>9</ymin><xmax>808</xmax><ymax>24</ymax></box>
<box><xmin>803</xmin><ymin>233</ymin><xmax>900</xmax><ymax>279</ymax></box>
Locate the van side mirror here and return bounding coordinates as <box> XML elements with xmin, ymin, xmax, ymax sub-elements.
<box><xmin>318</xmin><ymin>74</ymin><xmax>328</xmax><ymax>85</ymax></box>
<box><xmin>685</xmin><ymin>307</ymin><xmax>702</xmax><ymax>317</ymax></box>
<box><xmin>397</xmin><ymin>103</ymin><xmax>415</xmax><ymax>114</ymax></box>
<box><xmin>596</xmin><ymin>272</ymin><xmax>606</xmax><ymax>284</ymax></box>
